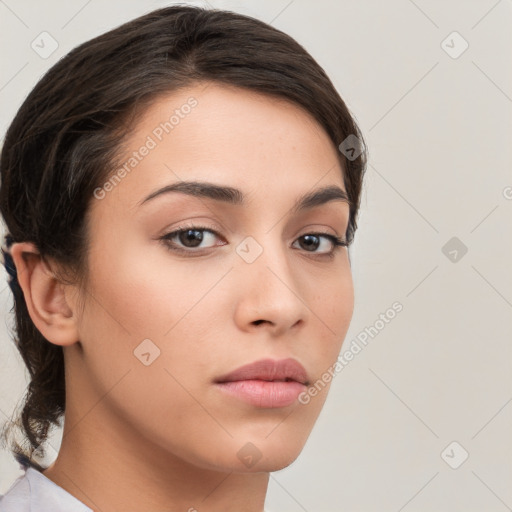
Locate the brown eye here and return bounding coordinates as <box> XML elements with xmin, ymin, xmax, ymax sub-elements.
<box><xmin>177</xmin><ymin>229</ymin><xmax>204</xmax><ymax>248</ymax></box>
<box><xmin>160</xmin><ymin>224</ymin><xmax>225</xmax><ymax>254</ymax></box>
<box><xmin>159</xmin><ymin>225</ymin><xmax>346</xmax><ymax>259</ymax></box>
<box><xmin>293</xmin><ymin>233</ymin><xmax>347</xmax><ymax>256</ymax></box>
<box><xmin>298</xmin><ymin>234</ymin><xmax>321</xmax><ymax>251</ymax></box>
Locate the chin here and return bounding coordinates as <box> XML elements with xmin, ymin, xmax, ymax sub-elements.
<box><xmin>205</xmin><ymin>447</ymin><xmax>306</xmax><ymax>474</ymax></box>
<box><xmin>246</xmin><ymin>451</ymin><xmax>303</xmax><ymax>473</ymax></box>
<box><xmin>219</xmin><ymin>431</ymin><xmax>312</xmax><ymax>473</ymax></box>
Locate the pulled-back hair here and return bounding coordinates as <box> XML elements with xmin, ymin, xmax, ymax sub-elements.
<box><xmin>0</xmin><ymin>4</ymin><xmax>366</xmax><ymax>468</ymax></box>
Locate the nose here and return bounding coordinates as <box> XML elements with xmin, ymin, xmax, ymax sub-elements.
<box><xmin>232</xmin><ymin>237</ymin><xmax>309</xmax><ymax>337</ymax></box>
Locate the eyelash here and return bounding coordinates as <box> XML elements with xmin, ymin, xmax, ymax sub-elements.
<box><xmin>159</xmin><ymin>223</ymin><xmax>348</xmax><ymax>259</ymax></box>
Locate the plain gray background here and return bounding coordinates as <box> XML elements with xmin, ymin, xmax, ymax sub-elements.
<box><xmin>1</xmin><ymin>1</ymin><xmax>511</xmax><ymax>510</ymax></box>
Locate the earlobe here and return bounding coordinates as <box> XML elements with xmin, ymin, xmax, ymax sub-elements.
<box><xmin>10</xmin><ymin>242</ymin><xmax>80</xmax><ymax>347</ymax></box>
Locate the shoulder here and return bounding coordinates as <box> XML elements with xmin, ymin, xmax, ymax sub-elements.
<box><xmin>0</xmin><ymin>467</ymin><xmax>31</xmax><ymax>511</ymax></box>
<box><xmin>0</xmin><ymin>466</ymin><xmax>93</xmax><ymax>512</ymax></box>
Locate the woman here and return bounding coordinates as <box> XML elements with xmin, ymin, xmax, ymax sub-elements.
<box><xmin>0</xmin><ymin>5</ymin><xmax>366</xmax><ymax>511</ymax></box>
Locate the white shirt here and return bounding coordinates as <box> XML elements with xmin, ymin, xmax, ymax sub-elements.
<box><xmin>0</xmin><ymin>465</ymin><xmax>93</xmax><ymax>511</ymax></box>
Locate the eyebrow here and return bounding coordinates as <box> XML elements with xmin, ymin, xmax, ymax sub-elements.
<box><xmin>138</xmin><ymin>180</ymin><xmax>350</xmax><ymax>213</ymax></box>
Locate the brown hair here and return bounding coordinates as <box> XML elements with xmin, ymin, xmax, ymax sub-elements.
<box><xmin>0</xmin><ymin>5</ymin><xmax>366</xmax><ymax>469</ymax></box>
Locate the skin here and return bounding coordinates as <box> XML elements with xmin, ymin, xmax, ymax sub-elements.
<box><xmin>11</xmin><ymin>82</ymin><xmax>354</xmax><ymax>512</ymax></box>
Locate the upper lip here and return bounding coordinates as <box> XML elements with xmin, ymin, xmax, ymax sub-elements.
<box><xmin>215</xmin><ymin>358</ymin><xmax>309</xmax><ymax>385</ymax></box>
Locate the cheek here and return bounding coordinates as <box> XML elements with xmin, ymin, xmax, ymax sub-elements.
<box><xmin>77</xmin><ymin>240</ymin><xmax>233</xmax><ymax>386</ymax></box>
<box><xmin>84</xmin><ymin>241</ymin><xmax>217</xmax><ymax>337</ymax></box>
<box><xmin>304</xmin><ymin>263</ymin><xmax>354</xmax><ymax>378</ymax></box>
<box><xmin>312</xmin><ymin>261</ymin><xmax>354</xmax><ymax>332</ymax></box>
<box><xmin>73</xmin><ymin>248</ymin><xmax>217</xmax><ymax>441</ymax></box>
<box><xmin>330</xmin><ymin>274</ymin><xmax>354</xmax><ymax>340</ymax></box>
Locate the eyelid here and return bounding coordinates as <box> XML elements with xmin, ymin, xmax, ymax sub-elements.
<box><xmin>158</xmin><ymin>223</ymin><xmax>347</xmax><ymax>257</ymax></box>
<box><xmin>159</xmin><ymin>223</ymin><xmax>225</xmax><ymax>253</ymax></box>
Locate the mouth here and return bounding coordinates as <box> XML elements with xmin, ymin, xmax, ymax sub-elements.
<box><xmin>214</xmin><ymin>358</ymin><xmax>310</xmax><ymax>408</ymax></box>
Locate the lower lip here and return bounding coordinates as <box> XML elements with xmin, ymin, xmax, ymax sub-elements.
<box><xmin>215</xmin><ymin>380</ymin><xmax>306</xmax><ymax>408</ymax></box>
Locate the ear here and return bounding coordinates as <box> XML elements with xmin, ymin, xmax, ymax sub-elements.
<box><xmin>10</xmin><ymin>242</ymin><xmax>80</xmax><ymax>347</ymax></box>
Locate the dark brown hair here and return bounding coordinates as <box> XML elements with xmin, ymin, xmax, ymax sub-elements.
<box><xmin>0</xmin><ymin>4</ymin><xmax>366</xmax><ymax>469</ymax></box>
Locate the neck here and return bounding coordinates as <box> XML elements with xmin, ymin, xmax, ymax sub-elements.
<box><xmin>42</xmin><ymin>395</ymin><xmax>269</xmax><ymax>512</ymax></box>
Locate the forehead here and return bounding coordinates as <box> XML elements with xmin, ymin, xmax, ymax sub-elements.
<box><xmin>91</xmin><ymin>82</ymin><xmax>347</xmax><ymax>215</ymax></box>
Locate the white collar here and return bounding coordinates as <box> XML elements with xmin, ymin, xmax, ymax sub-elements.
<box><xmin>0</xmin><ymin>466</ymin><xmax>94</xmax><ymax>511</ymax></box>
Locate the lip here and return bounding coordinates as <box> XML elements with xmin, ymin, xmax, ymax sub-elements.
<box><xmin>214</xmin><ymin>358</ymin><xmax>309</xmax><ymax>408</ymax></box>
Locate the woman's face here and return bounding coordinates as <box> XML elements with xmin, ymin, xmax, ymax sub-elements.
<box><xmin>70</xmin><ymin>82</ymin><xmax>354</xmax><ymax>472</ymax></box>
